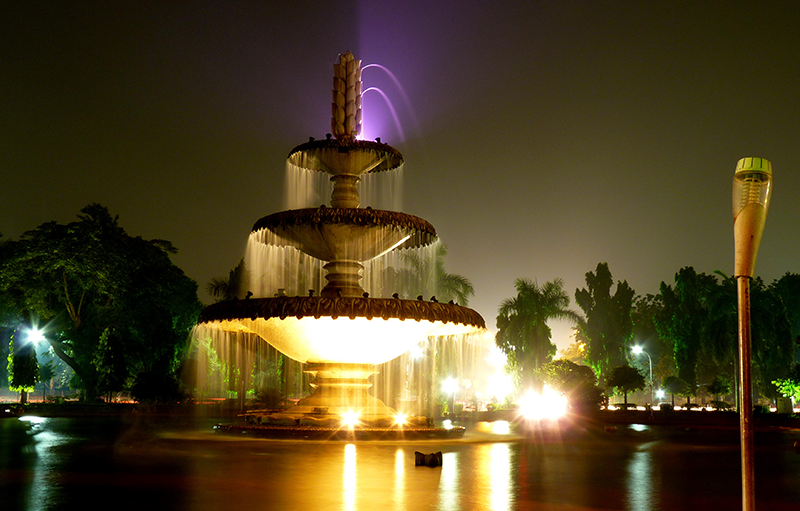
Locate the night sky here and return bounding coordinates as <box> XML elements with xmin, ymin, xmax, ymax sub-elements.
<box><xmin>3</xmin><ymin>2</ymin><xmax>800</xmax><ymax>349</ymax></box>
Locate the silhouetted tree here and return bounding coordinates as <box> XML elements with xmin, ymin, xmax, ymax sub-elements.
<box><xmin>657</xmin><ymin>267</ymin><xmax>715</xmax><ymax>391</ymax></box>
<box><xmin>706</xmin><ymin>374</ymin><xmax>732</xmax><ymax>401</ymax></box>
<box><xmin>207</xmin><ymin>258</ymin><xmax>249</xmax><ymax>302</ymax></box>
<box><xmin>575</xmin><ymin>263</ymin><xmax>635</xmax><ymax>381</ymax></box>
<box><xmin>662</xmin><ymin>375</ymin><xmax>688</xmax><ymax>407</ymax></box>
<box><xmin>606</xmin><ymin>365</ymin><xmax>645</xmax><ymax>406</ymax></box>
<box><xmin>496</xmin><ymin>278</ymin><xmax>578</xmax><ymax>388</ymax></box>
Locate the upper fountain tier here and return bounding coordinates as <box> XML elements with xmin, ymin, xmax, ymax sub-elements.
<box><xmin>247</xmin><ymin>51</ymin><xmax>437</xmax><ymax>298</ymax></box>
<box><xmin>286</xmin><ymin>51</ymin><xmax>403</xmax><ymax>208</ymax></box>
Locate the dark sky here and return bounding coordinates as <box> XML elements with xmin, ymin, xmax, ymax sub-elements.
<box><xmin>3</xmin><ymin>1</ymin><xmax>800</xmax><ymax>348</ymax></box>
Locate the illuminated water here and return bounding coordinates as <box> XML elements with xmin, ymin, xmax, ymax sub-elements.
<box><xmin>3</xmin><ymin>416</ymin><xmax>800</xmax><ymax>510</ymax></box>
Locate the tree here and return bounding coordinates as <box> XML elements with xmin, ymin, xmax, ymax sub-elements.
<box><xmin>207</xmin><ymin>258</ymin><xmax>249</xmax><ymax>302</ymax></box>
<box><xmin>606</xmin><ymin>365</ymin><xmax>645</xmax><ymax>406</ymax></box>
<box><xmin>751</xmin><ymin>278</ymin><xmax>794</xmax><ymax>399</ymax></box>
<box><xmin>558</xmin><ymin>339</ymin><xmax>586</xmax><ymax>364</ymax></box>
<box><xmin>392</xmin><ymin>243</ymin><xmax>474</xmax><ymax>305</ymax></box>
<box><xmin>770</xmin><ymin>273</ymin><xmax>800</xmax><ymax>363</ymax></box>
<box><xmin>657</xmin><ymin>267</ymin><xmax>716</xmax><ymax>391</ymax></box>
<box><xmin>7</xmin><ymin>329</ymin><xmax>39</xmax><ymax>403</ymax></box>
<box><xmin>773</xmin><ymin>364</ymin><xmax>800</xmax><ymax>404</ymax></box>
<box><xmin>662</xmin><ymin>375</ymin><xmax>688</xmax><ymax>407</ymax></box>
<box><xmin>496</xmin><ymin>278</ymin><xmax>579</xmax><ymax>388</ymax></box>
<box><xmin>706</xmin><ymin>374</ymin><xmax>732</xmax><ymax>402</ymax></box>
<box><xmin>539</xmin><ymin>358</ymin><xmax>603</xmax><ymax>411</ymax></box>
<box><xmin>575</xmin><ymin>263</ymin><xmax>635</xmax><ymax>381</ymax></box>
<box><xmin>0</xmin><ymin>204</ymin><xmax>202</xmax><ymax>401</ymax></box>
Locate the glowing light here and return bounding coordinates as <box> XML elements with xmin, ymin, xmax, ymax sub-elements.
<box><xmin>486</xmin><ymin>347</ymin><xmax>507</xmax><ymax>368</ymax></box>
<box><xmin>209</xmin><ymin>315</ymin><xmax>477</xmax><ymax>365</ymax></box>
<box><xmin>442</xmin><ymin>378</ymin><xmax>458</xmax><ymax>395</ymax></box>
<box><xmin>393</xmin><ymin>413</ymin><xmax>407</xmax><ymax>426</ymax></box>
<box><xmin>632</xmin><ymin>345</ymin><xmax>643</xmax><ymax>355</ymax></box>
<box><xmin>341</xmin><ymin>410</ymin><xmax>360</xmax><ymax>428</ymax></box>
<box><xmin>18</xmin><ymin>416</ymin><xmax>47</xmax><ymax>424</ymax></box>
<box><xmin>24</xmin><ymin>327</ymin><xmax>45</xmax><ymax>345</ymax></box>
<box><xmin>656</xmin><ymin>390</ymin><xmax>665</xmax><ymax>399</ymax></box>
<box><xmin>518</xmin><ymin>386</ymin><xmax>567</xmax><ymax>421</ymax></box>
<box><xmin>491</xmin><ymin>421</ymin><xmax>511</xmax><ymax>434</ymax></box>
<box><xmin>442</xmin><ymin>419</ymin><xmax>453</xmax><ymax>430</ymax></box>
<box><xmin>410</xmin><ymin>345</ymin><xmax>424</xmax><ymax>359</ymax></box>
<box><xmin>486</xmin><ymin>372</ymin><xmax>514</xmax><ymax>401</ymax></box>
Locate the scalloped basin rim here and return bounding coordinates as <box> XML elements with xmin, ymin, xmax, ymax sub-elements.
<box><xmin>287</xmin><ymin>138</ymin><xmax>404</xmax><ymax>175</ymax></box>
<box><xmin>199</xmin><ymin>296</ymin><xmax>485</xmax><ymax>327</ymax></box>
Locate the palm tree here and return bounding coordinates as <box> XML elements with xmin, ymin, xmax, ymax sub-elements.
<box><xmin>393</xmin><ymin>243</ymin><xmax>474</xmax><ymax>305</ymax></box>
<box><xmin>496</xmin><ymin>278</ymin><xmax>579</xmax><ymax>388</ymax></box>
<box><xmin>207</xmin><ymin>259</ymin><xmax>249</xmax><ymax>302</ymax></box>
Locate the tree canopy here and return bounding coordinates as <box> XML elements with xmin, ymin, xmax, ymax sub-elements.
<box><xmin>575</xmin><ymin>263</ymin><xmax>635</xmax><ymax>381</ymax></box>
<box><xmin>0</xmin><ymin>204</ymin><xmax>202</xmax><ymax>401</ymax></box>
<box><xmin>606</xmin><ymin>365</ymin><xmax>645</xmax><ymax>405</ymax></box>
<box><xmin>496</xmin><ymin>278</ymin><xmax>578</xmax><ymax>388</ymax></box>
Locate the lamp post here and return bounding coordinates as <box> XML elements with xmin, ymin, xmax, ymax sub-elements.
<box><xmin>632</xmin><ymin>346</ymin><xmax>653</xmax><ymax>407</ymax></box>
<box><xmin>733</xmin><ymin>157</ymin><xmax>772</xmax><ymax>511</ymax></box>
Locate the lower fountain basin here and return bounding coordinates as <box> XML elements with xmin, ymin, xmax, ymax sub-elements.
<box><xmin>197</xmin><ymin>296</ymin><xmax>486</xmax><ymax>365</ymax></box>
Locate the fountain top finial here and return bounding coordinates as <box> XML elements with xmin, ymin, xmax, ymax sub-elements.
<box><xmin>332</xmin><ymin>51</ymin><xmax>362</xmax><ymax>140</ymax></box>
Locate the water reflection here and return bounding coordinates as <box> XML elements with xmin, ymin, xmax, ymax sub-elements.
<box><xmin>488</xmin><ymin>443</ymin><xmax>512</xmax><ymax>510</ymax></box>
<box><xmin>437</xmin><ymin>451</ymin><xmax>460</xmax><ymax>510</ymax></box>
<box><xmin>394</xmin><ymin>449</ymin><xmax>405</xmax><ymax>510</ymax></box>
<box><xmin>343</xmin><ymin>443</ymin><xmax>356</xmax><ymax>511</ymax></box>
<box><xmin>626</xmin><ymin>443</ymin><xmax>658</xmax><ymax>510</ymax></box>
<box><xmin>3</xmin><ymin>418</ymin><xmax>799</xmax><ymax>510</ymax></box>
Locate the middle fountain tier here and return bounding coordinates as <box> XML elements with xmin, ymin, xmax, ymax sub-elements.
<box><xmin>197</xmin><ymin>52</ymin><xmax>484</xmax><ymax>430</ymax></box>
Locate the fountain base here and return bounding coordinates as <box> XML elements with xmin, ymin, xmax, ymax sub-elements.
<box><xmin>213</xmin><ymin>423</ymin><xmax>466</xmax><ymax>440</ymax></box>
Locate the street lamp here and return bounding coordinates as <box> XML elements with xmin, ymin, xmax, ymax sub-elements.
<box><xmin>733</xmin><ymin>156</ymin><xmax>773</xmax><ymax>511</ymax></box>
<box><xmin>632</xmin><ymin>346</ymin><xmax>653</xmax><ymax>407</ymax></box>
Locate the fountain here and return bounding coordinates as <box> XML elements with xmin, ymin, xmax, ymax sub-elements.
<box><xmin>195</xmin><ymin>52</ymin><xmax>486</xmax><ymax>439</ymax></box>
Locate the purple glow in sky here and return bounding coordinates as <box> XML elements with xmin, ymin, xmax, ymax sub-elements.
<box><xmin>3</xmin><ymin>1</ymin><xmax>800</xmax><ymax>349</ymax></box>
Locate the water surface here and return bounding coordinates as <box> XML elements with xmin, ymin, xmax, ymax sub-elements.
<box><xmin>2</xmin><ymin>416</ymin><xmax>799</xmax><ymax>510</ymax></box>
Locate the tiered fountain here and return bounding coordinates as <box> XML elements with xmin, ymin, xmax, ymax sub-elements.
<box><xmin>197</xmin><ymin>52</ymin><xmax>485</xmax><ymax>439</ymax></box>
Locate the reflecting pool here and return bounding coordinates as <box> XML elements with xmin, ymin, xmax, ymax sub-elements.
<box><xmin>2</xmin><ymin>416</ymin><xmax>799</xmax><ymax>510</ymax></box>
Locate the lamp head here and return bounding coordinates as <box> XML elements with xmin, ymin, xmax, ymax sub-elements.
<box><xmin>733</xmin><ymin>157</ymin><xmax>772</xmax><ymax>278</ymax></box>
<box><xmin>632</xmin><ymin>346</ymin><xmax>643</xmax><ymax>355</ymax></box>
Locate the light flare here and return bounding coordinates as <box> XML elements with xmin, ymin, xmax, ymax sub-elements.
<box><xmin>518</xmin><ymin>386</ymin><xmax>568</xmax><ymax>421</ymax></box>
<box><xmin>341</xmin><ymin>410</ymin><xmax>360</xmax><ymax>428</ymax></box>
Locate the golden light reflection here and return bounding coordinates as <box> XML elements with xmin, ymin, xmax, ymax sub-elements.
<box><xmin>490</xmin><ymin>443</ymin><xmax>512</xmax><ymax>510</ymax></box>
<box><xmin>394</xmin><ymin>449</ymin><xmax>405</xmax><ymax>510</ymax></box>
<box><xmin>492</xmin><ymin>421</ymin><xmax>511</xmax><ymax>435</ymax></box>
<box><xmin>343</xmin><ymin>443</ymin><xmax>356</xmax><ymax>511</ymax></box>
<box><xmin>472</xmin><ymin>443</ymin><xmax>514</xmax><ymax>510</ymax></box>
<box><xmin>437</xmin><ymin>452</ymin><xmax>459</xmax><ymax>511</ymax></box>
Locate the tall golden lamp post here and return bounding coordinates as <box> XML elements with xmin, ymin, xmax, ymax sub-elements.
<box><xmin>732</xmin><ymin>156</ymin><xmax>773</xmax><ymax>511</ymax></box>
